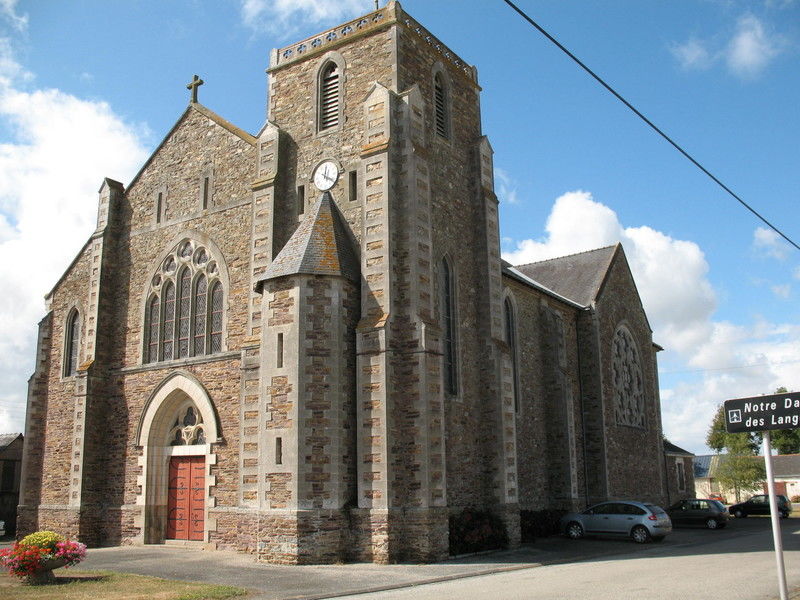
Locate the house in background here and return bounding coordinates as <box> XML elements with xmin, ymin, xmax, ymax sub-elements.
<box><xmin>761</xmin><ymin>454</ymin><xmax>800</xmax><ymax>500</ymax></box>
<box><xmin>0</xmin><ymin>433</ymin><xmax>23</xmax><ymax>536</ymax></box>
<box><xmin>693</xmin><ymin>453</ymin><xmax>796</xmax><ymax>504</ymax></box>
<box><xmin>664</xmin><ymin>440</ymin><xmax>695</xmax><ymax>505</ymax></box>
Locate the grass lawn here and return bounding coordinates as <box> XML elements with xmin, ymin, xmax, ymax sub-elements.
<box><xmin>0</xmin><ymin>570</ymin><xmax>249</xmax><ymax>600</ymax></box>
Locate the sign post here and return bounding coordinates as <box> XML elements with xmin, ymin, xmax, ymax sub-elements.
<box><xmin>762</xmin><ymin>430</ymin><xmax>788</xmax><ymax>600</ymax></box>
<box><xmin>724</xmin><ymin>391</ymin><xmax>800</xmax><ymax>600</ymax></box>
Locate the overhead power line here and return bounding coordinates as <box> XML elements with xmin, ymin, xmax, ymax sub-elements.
<box><xmin>500</xmin><ymin>0</ymin><xmax>800</xmax><ymax>252</ymax></box>
<box><xmin>660</xmin><ymin>358</ymin><xmax>800</xmax><ymax>376</ymax></box>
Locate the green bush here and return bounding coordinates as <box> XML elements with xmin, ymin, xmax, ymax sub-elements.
<box><xmin>19</xmin><ymin>530</ymin><xmax>65</xmax><ymax>553</ymax></box>
<box><xmin>520</xmin><ymin>509</ymin><xmax>568</xmax><ymax>542</ymax></box>
<box><xmin>791</xmin><ymin>495</ymin><xmax>800</xmax><ymax>503</ymax></box>
<box><xmin>448</xmin><ymin>508</ymin><xmax>508</xmax><ymax>556</ymax></box>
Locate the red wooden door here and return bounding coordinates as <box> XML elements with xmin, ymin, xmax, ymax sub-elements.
<box><xmin>167</xmin><ymin>456</ymin><xmax>205</xmax><ymax>541</ymax></box>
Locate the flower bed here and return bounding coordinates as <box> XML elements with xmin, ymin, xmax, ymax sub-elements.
<box><xmin>0</xmin><ymin>530</ymin><xmax>87</xmax><ymax>584</ymax></box>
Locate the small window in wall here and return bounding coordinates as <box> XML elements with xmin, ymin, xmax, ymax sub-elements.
<box><xmin>297</xmin><ymin>185</ymin><xmax>305</xmax><ymax>215</ymax></box>
<box><xmin>434</xmin><ymin>72</ymin><xmax>449</xmax><ymax>139</ymax></box>
<box><xmin>277</xmin><ymin>333</ymin><xmax>284</xmax><ymax>368</ymax></box>
<box><xmin>275</xmin><ymin>437</ymin><xmax>283</xmax><ymax>465</ymax></box>
<box><xmin>504</xmin><ymin>297</ymin><xmax>519</xmax><ymax>413</ymax></box>
<box><xmin>0</xmin><ymin>460</ymin><xmax>15</xmax><ymax>492</ymax></box>
<box><xmin>677</xmin><ymin>459</ymin><xmax>686</xmax><ymax>491</ymax></box>
<box><xmin>64</xmin><ymin>309</ymin><xmax>80</xmax><ymax>377</ymax></box>
<box><xmin>156</xmin><ymin>192</ymin><xmax>164</xmax><ymax>224</ymax></box>
<box><xmin>202</xmin><ymin>176</ymin><xmax>210</xmax><ymax>209</ymax></box>
<box><xmin>349</xmin><ymin>170</ymin><xmax>358</xmax><ymax>202</ymax></box>
<box><xmin>441</xmin><ymin>257</ymin><xmax>458</xmax><ymax>396</ymax></box>
<box><xmin>318</xmin><ymin>61</ymin><xmax>341</xmax><ymax>131</ymax></box>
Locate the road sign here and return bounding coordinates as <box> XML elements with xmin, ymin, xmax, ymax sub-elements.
<box><xmin>723</xmin><ymin>390</ymin><xmax>799</xmax><ymax>600</ymax></box>
<box><xmin>724</xmin><ymin>391</ymin><xmax>800</xmax><ymax>434</ymax></box>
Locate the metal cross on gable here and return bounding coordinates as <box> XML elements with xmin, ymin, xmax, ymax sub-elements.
<box><xmin>186</xmin><ymin>74</ymin><xmax>204</xmax><ymax>104</ymax></box>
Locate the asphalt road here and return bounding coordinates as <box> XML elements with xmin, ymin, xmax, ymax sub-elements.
<box><xmin>331</xmin><ymin>517</ymin><xmax>800</xmax><ymax>600</ymax></box>
<box><xmin>64</xmin><ymin>516</ymin><xmax>800</xmax><ymax>600</ymax></box>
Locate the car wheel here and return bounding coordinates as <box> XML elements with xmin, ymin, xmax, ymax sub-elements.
<box><xmin>631</xmin><ymin>525</ymin><xmax>651</xmax><ymax>544</ymax></box>
<box><xmin>565</xmin><ymin>522</ymin><xmax>584</xmax><ymax>540</ymax></box>
<box><xmin>734</xmin><ymin>509</ymin><xmax>746</xmax><ymax>518</ymax></box>
<box><xmin>706</xmin><ymin>518</ymin><xmax>719</xmax><ymax>530</ymax></box>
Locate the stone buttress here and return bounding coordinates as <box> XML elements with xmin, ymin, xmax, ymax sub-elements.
<box><xmin>254</xmin><ymin>193</ymin><xmax>360</xmax><ymax>563</ymax></box>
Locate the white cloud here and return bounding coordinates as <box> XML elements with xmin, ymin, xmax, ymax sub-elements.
<box><xmin>753</xmin><ymin>226</ymin><xmax>790</xmax><ymax>259</ymax></box>
<box><xmin>0</xmin><ymin>42</ymin><xmax>150</xmax><ymax>434</ymax></box>
<box><xmin>670</xmin><ymin>14</ymin><xmax>784</xmax><ymax>79</ymax></box>
<box><xmin>502</xmin><ymin>190</ymin><xmax>800</xmax><ymax>454</ymax></box>
<box><xmin>726</xmin><ymin>14</ymin><xmax>782</xmax><ymax>77</ymax></box>
<box><xmin>504</xmin><ymin>190</ymin><xmax>717</xmax><ymax>356</ymax></box>
<box><xmin>494</xmin><ymin>168</ymin><xmax>520</xmax><ymax>205</ymax></box>
<box><xmin>0</xmin><ymin>0</ymin><xmax>27</xmax><ymax>31</ymax></box>
<box><xmin>670</xmin><ymin>38</ymin><xmax>713</xmax><ymax>71</ymax></box>
<box><xmin>772</xmin><ymin>283</ymin><xmax>791</xmax><ymax>299</ymax></box>
<box><xmin>240</xmin><ymin>0</ymin><xmax>374</xmax><ymax>37</ymax></box>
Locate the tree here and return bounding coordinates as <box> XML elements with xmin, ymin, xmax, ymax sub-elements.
<box><xmin>706</xmin><ymin>405</ymin><xmax>759</xmax><ymax>453</ymax></box>
<box><xmin>768</xmin><ymin>387</ymin><xmax>800</xmax><ymax>454</ymax></box>
<box><xmin>706</xmin><ymin>404</ymin><xmax>764</xmax><ymax>503</ymax></box>
<box><xmin>715</xmin><ymin>435</ymin><xmax>766</xmax><ymax>503</ymax></box>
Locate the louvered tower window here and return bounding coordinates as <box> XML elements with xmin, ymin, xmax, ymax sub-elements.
<box><xmin>319</xmin><ymin>62</ymin><xmax>340</xmax><ymax>131</ymax></box>
<box><xmin>434</xmin><ymin>72</ymin><xmax>449</xmax><ymax>139</ymax></box>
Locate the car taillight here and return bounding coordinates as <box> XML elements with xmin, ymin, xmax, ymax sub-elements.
<box><xmin>648</xmin><ymin>514</ymin><xmax>658</xmax><ymax>521</ymax></box>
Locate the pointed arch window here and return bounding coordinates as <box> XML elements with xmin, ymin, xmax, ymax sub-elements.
<box><xmin>441</xmin><ymin>257</ymin><xmax>458</xmax><ymax>395</ymax></box>
<box><xmin>433</xmin><ymin>71</ymin><xmax>450</xmax><ymax>139</ymax></box>
<box><xmin>318</xmin><ymin>61</ymin><xmax>341</xmax><ymax>131</ymax></box>
<box><xmin>64</xmin><ymin>309</ymin><xmax>80</xmax><ymax>377</ymax></box>
<box><xmin>144</xmin><ymin>240</ymin><xmax>225</xmax><ymax>364</ymax></box>
<box><xmin>504</xmin><ymin>297</ymin><xmax>519</xmax><ymax>413</ymax></box>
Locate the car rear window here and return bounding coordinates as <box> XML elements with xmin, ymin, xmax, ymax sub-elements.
<box><xmin>644</xmin><ymin>503</ymin><xmax>667</xmax><ymax>516</ymax></box>
<box><xmin>710</xmin><ymin>500</ymin><xmax>725</xmax><ymax>511</ymax></box>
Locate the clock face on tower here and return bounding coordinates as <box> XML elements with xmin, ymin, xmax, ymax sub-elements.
<box><xmin>313</xmin><ymin>161</ymin><xmax>339</xmax><ymax>191</ymax></box>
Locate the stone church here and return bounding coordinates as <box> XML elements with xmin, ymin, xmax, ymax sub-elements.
<box><xmin>19</xmin><ymin>2</ymin><xmax>667</xmax><ymax>563</ymax></box>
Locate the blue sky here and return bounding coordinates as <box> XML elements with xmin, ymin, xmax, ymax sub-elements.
<box><xmin>0</xmin><ymin>0</ymin><xmax>798</xmax><ymax>455</ymax></box>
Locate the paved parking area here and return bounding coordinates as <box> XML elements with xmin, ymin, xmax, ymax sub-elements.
<box><xmin>59</xmin><ymin>517</ymin><xmax>800</xmax><ymax>600</ymax></box>
<box><xmin>0</xmin><ymin>517</ymin><xmax>800</xmax><ymax>600</ymax></box>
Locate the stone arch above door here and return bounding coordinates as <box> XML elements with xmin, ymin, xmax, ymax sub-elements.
<box><xmin>136</xmin><ymin>371</ymin><xmax>221</xmax><ymax>446</ymax></box>
<box><xmin>134</xmin><ymin>372</ymin><xmax>219</xmax><ymax>544</ymax></box>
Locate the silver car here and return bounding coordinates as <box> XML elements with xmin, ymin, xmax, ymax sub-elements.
<box><xmin>561</xmin><ymin>500</ymin><xmax>672</xmax><ymax>543</ymax></box>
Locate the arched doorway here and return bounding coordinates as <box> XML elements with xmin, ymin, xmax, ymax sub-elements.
<box><xmin>136</xmin><ymin>373</ymin><xmax>219</xmax><ymax>544</ymax></box>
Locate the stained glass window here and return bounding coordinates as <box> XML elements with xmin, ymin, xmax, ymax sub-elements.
<box><xmin>144</xmin><ymin>241</ymin><xmax>224</xmax><ymax>364</ymax></box>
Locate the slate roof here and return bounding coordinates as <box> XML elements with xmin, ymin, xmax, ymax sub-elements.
<box><xmin>0</xmin><ymin>433</ymin><xmax>22</xmax><ymax>451</ymax></box>
<box><xmin>256</xmin><ymin>192</ymin><xmax>360</xmax><ymax>289</ymax></box>
<box><xmin>664</xmin><ymin>440</ymin><xmax>694</xmax><ymax>456</ymax></box>
<box><xmin>770</xmin><ymin>454</ymin><xmax>800</xmax><ymax>478</ymax></box>
<box><xmin>693</xmin><ymin>453</ymin><xmax>800</xmax><ymax>479</ymax></box>
<box><xmin>513</xmin><ymin>245</ymin><xmax>618</xmax><ymax>307</ymax></box>
<box><xmin>694</xmin><ymin>454</ymin><xmax>715</xmax><ymax>478</ymax></box>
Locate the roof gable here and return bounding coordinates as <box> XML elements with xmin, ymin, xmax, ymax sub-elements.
<box><xmin>514</xmin><ymin>245</ymin><xmax>618</xmax><ymax>307</ymax></box>
<box><xmin>127</xmin><ymin>103</ymin><xmax>256</xmax><ymax>192</ymax></box>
